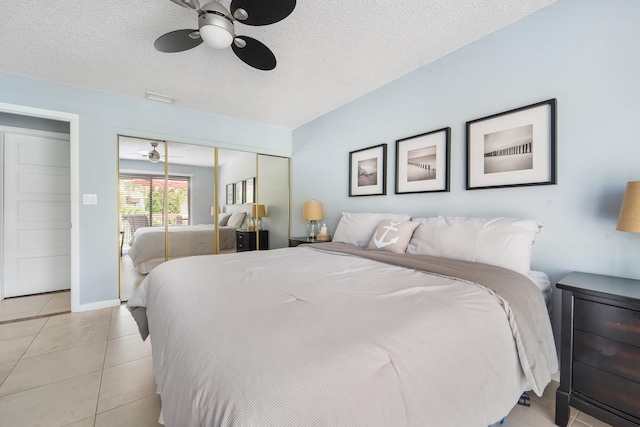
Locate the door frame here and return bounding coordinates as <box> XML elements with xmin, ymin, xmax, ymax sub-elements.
<box><xmin>0</xmin><ymin>102</ymin><xmax>80</xmax><ymax>312</ymax></box>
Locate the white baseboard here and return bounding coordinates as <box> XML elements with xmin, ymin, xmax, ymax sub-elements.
<box><xmin>74</xmin><ymin>298</ymin><xmax>121</xmax><ymax>312</ymax></box>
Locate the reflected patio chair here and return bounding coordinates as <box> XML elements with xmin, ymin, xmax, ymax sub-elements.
<box><xmin>121</xmin><ymin>214</ymin><xmax>150</xmax><ymax>256</ymax></box>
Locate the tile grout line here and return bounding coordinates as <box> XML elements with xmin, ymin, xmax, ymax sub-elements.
<box><xmin>0</xmin><ymin>317</ymin><xmax>49</xmax><ymax>390</ymax></box>
<box><xmin>0</xmin><ymin>315</ymin><xmax>107</xmax><ymax>400</ymax></box>
<box><xmin>92</xmin><ymin>306</ymin><xmax>116</xmax><ymax>422</ymax></box>
<box><xmin>20</xmin><ymin>321</ymin><xmax>112</xmax><ymax>360</ymax></box>
<box><xmin>0</xmin><ymin>310</ymin><xmax>71</xmax><ymax>326</ymax></box>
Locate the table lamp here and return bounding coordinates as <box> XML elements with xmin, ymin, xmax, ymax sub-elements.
<box><xmin>252</xmin><ymin>204</ymin><xmax>267</xmax><ymax>230</ymax></box>
<box><xmin>302</xmin><ymin>200</ymin><xmax>323</xmax><ymax>239</ymax></box>
<box><xmin>616</xmin><ymin>181</ymin><xmax>640</xmax><ymax>233</ymax></box>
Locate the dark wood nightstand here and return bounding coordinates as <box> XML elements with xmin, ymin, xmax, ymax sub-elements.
<box><xmin>236</xmin><ymin>229</ymin><xmax>269</xmax><ymax>252</ymax></box>
<box><xmin>555</xmin><ymin>272</ymin><xmax>640</xmax><ymax>427</ymax></box>
<box><xmin>288</xmin><ymin>236</ymin><xmax>331</xmax><ymax>247</ymax></box>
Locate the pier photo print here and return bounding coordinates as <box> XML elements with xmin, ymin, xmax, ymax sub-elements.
<box><xmin>395</xmin><ymin>127</ymin><xmax>450</xmax><ymax>194</ymax></box>
<box><xmin>349</xmin><ymin>144</ymin><xmax>387</xmax><ymax>196</ymax></box>
<box><xmin>466</xmin><ymin>99</ymin><xmax>556</xmax><ymax>190</ymax></box>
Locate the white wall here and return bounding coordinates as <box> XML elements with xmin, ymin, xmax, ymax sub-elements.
<box><xmin>0</xmin><ymin>73</ymin><xmax>291</xmax><ymax>306</ymax></box>
<box><xmin>291</xmin><ymin>0</ymin><xmax>640</xmax><ymax>348</ymax></box>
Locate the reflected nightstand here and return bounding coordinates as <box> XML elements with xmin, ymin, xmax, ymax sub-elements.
<box><xmin>236</xmin><ymin>229</ymin><xmax>269</xmax><ymax>252</ymax></box>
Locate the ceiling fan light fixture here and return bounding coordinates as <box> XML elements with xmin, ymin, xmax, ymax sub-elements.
<box><xmin>148</xmin><ymin>142</ymin><xmax>161</xmax><ymax>163</ymax></box>
<box><xmin>198</xmin><ymin>3</ymin><xmax>235</xmax><ymax>49</ymax></box>
<box><xmin>199</xmin><ymin>23</ymin><xmax>234</xmax><ymax>49</ymax></box>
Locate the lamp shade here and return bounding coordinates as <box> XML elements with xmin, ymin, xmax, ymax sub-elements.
<box><xmin>616</xmin><ymin>181</ymin><xmax>640</xmax><ymax>233</ymax></box>
<box><xmin>252</xmin><ymin>204</ymin><xmax>267</xmax><ymax>218</ymax></box>
<box><xmin>302</xmin><ymin>201</ymin><xmax>323</xmax><ymax>221</ymax></box>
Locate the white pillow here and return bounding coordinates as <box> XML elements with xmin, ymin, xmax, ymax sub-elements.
<box><xmin>227</xmin><ymin>212</ymin><xmax>246</xmax><ymax>228</ymax></box>
<box><xmin>406</xmin><ymin>216</ymin><xmax>543</xmax><ymax>275</ymax></box>
<box><xmin>366</xmin><ymin>220</ymin><xmax>420</xmax><ymax>253</ymax></box>
<box><xmin>217</xmin><ymin>212</ymin><xmax>232</xmax><ymax>226</ymax></box>
<box><xmin>333</xmin><ymin>212</ymin><xmax>412</xmax><ymax>247</ymax></box>
<box><xmin>405</xmin><ymin>217</ymin><xmax>439</xmax><ymax>254</ymax></box>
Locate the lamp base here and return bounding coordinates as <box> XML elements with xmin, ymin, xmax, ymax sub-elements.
<box><xmin>307</xmin><ymin>221</ymin><xmax>319</xmax><ymax>239</ymax></box>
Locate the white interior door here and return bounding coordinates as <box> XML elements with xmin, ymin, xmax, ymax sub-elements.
<box><xmin>2</xmin><ymin>129</ymin><xmax>70</xmax><ymax>298</ymax></box>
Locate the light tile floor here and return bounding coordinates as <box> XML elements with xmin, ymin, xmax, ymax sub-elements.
<box><xmin>0</xmin><ymin>303</ymin><xmax>613</xmax><ymax>427</ymax></box>
<box><xmin>0</xmin><ymin>291</ymin><xmax>71</xmax><ymax>323</ymax></box>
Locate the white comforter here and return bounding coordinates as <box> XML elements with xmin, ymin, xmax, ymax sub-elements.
<box><xmin>128</xmin><ymin>244</ymin><xmax>556</xmax><ymax>427</ymax></box>
<box><xmin>127</xmin><ymin>224</ymin><xmax>237</xmax><ymax>273</ymax></box>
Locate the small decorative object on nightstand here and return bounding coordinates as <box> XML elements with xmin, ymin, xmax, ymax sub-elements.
<box><xmin>316</xmin><ymin>222</ymin><xmax>331</xmax><ymax>242</ymax></box>
<box><xmin>236</xmin><ymin>229</ymin><xmax>269</xmax><ymax>252</ymax></box>
<box><xmin>555</xmin><ymin>272</ymin><xmax>640</xmax><ymax>427</ymax></box>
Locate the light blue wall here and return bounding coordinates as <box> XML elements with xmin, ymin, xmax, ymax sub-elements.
<box><xmin>291</xmin><ymin>0</ymin><xmax>640</xmax><ymax>343</ymax></box>
<box><xmin>0</xmin><ymin>112</ymin><xmax>70</xmax><ymax>133</ymax></box>
<box><xmin>0</xmin><ymin>72</ymin><xmax>291</xmax><ymax>305</ymax></box>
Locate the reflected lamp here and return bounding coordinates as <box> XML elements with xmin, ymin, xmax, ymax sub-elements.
<box><xmin>252</xmin><ymin>204</ymin><xmax>267</xmax><ymax>230</ymax></box>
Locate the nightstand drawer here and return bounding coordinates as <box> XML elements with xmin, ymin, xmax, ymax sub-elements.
<box><xmin>573</xmin><ymin>330</ymin><xmax>640</xmax><ymax>383</ymax></box>
<box><xmin>237</xmin><ymin>234</ymin><xmax>248</xmax><ymax>250</ymax></box>
<box><xmin>573</xmin><ymin>361</ymin><xmax>640</xmax><ymax>419</ymax></box>
<box><xmin>574</xmin><ymin>298</ymin><xmax>640</xmax><ymax>347</ymax></box>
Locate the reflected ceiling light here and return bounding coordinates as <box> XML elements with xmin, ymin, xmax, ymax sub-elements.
<box><xmin>148</xmin><ymin>142</ymin><xmax>161</xmax><ymax>163</ymax></box>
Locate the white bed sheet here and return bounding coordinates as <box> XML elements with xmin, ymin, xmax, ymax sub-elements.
<box><xmin>128</xmin><ymin>245</ymin><xmax>556</xmax><ymax>427</ymax></box>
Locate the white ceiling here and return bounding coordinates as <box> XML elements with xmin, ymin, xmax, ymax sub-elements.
<box><xmin>0</xmin><ymin>0</ymin><xmax>555</xmax><ymax>129</ymax></box>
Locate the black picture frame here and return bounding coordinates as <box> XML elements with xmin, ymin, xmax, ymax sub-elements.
<box><xmin>466</xmin><ymin>98</ymin><xmax>557</xmax><ymax>190</ymax></box>
<box><xmin>244</xmin><ymin>177</ymin><xmax>255</xmax><ymax>204</ymax></box>
<box><xmin>349</xmin><ymin>144</ymin><xmax>387</xmax><ymax>197</ymax></box>
<box><xmin>226</xmin><ymin>183</ymin><xmax>235</xmax><ymax>205</ymax></box>
<box><xmin>234</xmin><ymin>180</ymin><xmax>244</xmax><ymax>204</ymax></box>
<box><xmin>395</xmin><ymin>127</ymin><xmax>451</xmax><ymax>194</ymax></box>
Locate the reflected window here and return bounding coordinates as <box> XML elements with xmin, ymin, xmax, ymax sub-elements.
<box><xmin>119</xmin><ymin>174</ymin><xmax>191</xmax><ymax>244</ymax></box>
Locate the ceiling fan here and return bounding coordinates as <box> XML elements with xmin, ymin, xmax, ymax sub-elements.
<box><xmin>155</xmin><ymin>0</ymin><xmax>296</xmax><ymax>71</ymax></box>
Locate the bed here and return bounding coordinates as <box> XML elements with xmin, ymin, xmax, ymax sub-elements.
<box><xmin>127</xmin><ymin>212</ymin><xmax>246</xmax><ymax>274</ymax></box>
<box><xmin>127</xmin><ymin>214</ymin><xmax>558</xmax><ymax>426</ymax></box>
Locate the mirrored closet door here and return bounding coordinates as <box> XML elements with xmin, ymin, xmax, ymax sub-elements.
<box><xmin>119</xmin><ymin>137</ymin><xmax>290</xmax><ymax>301</ymax></box>
<box><xmin>118</xmin><ymin>137</ymin><xmax>169</xmax><ymax>301</ymax></box>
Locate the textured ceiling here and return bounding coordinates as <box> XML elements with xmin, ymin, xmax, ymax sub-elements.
<box><xmin>0</xmin><ymin>0</ymin><xmax>555</xmax><ymax>129</ymax></box>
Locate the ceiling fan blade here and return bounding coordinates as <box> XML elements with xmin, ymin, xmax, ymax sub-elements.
<box><xmin>231</xmin><ymin>36</ymin><xmax>276</xmax><ymax>70</ymax></box>
<box><xmin>154</xmin><ymin>29</ymin><xmax>203</xmax><ymax>53</ymax></box>
<box><xmin>230</xmin><ymin>0</ymin><xmax>296</xmax><ymax>26</ymax></box>
<box><xmin>169</xmin><ymin>0</ymin><xmax>198</xmax><ymax>10</ymax></box>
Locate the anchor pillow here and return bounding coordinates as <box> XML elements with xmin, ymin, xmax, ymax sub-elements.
<box><xmin>366</xmin><ymin>220</ymin><xmax>420</xmax><ymax>254</ymax></box>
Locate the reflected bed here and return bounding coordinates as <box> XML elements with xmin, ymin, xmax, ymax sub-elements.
<box><xmin>127</xmin><ymin>224</ymin><xmax>238</xmax><ymax>274</ymax></box>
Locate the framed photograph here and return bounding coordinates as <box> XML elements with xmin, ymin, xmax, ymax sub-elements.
<box><xmin>349</xmin><ymin>144</ymin><xmax>387</xmax><ymax>197</ymax></box>
<box><xmin>244</xmin><ymin>177</ymin><xmax>255</xmax><ymax>204</ymax></box>
<box><xmin>395</xmin><ymin>127</ymin><xmax>450</xmax><ymax>194</ymax></box>
<box><xmin>466</xmin><ymin>98</ymin><xmax>557</xmax><ymax>190</ymax></box>
<box><xmin>234</xmin><ymin>180</ymin><xmax>244</xmax><ymax>204</ymax></box>
<box><xmin>226</xmin><ymin>183</ymin><xmax>235</xmax><ymax>205</ymax></box>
